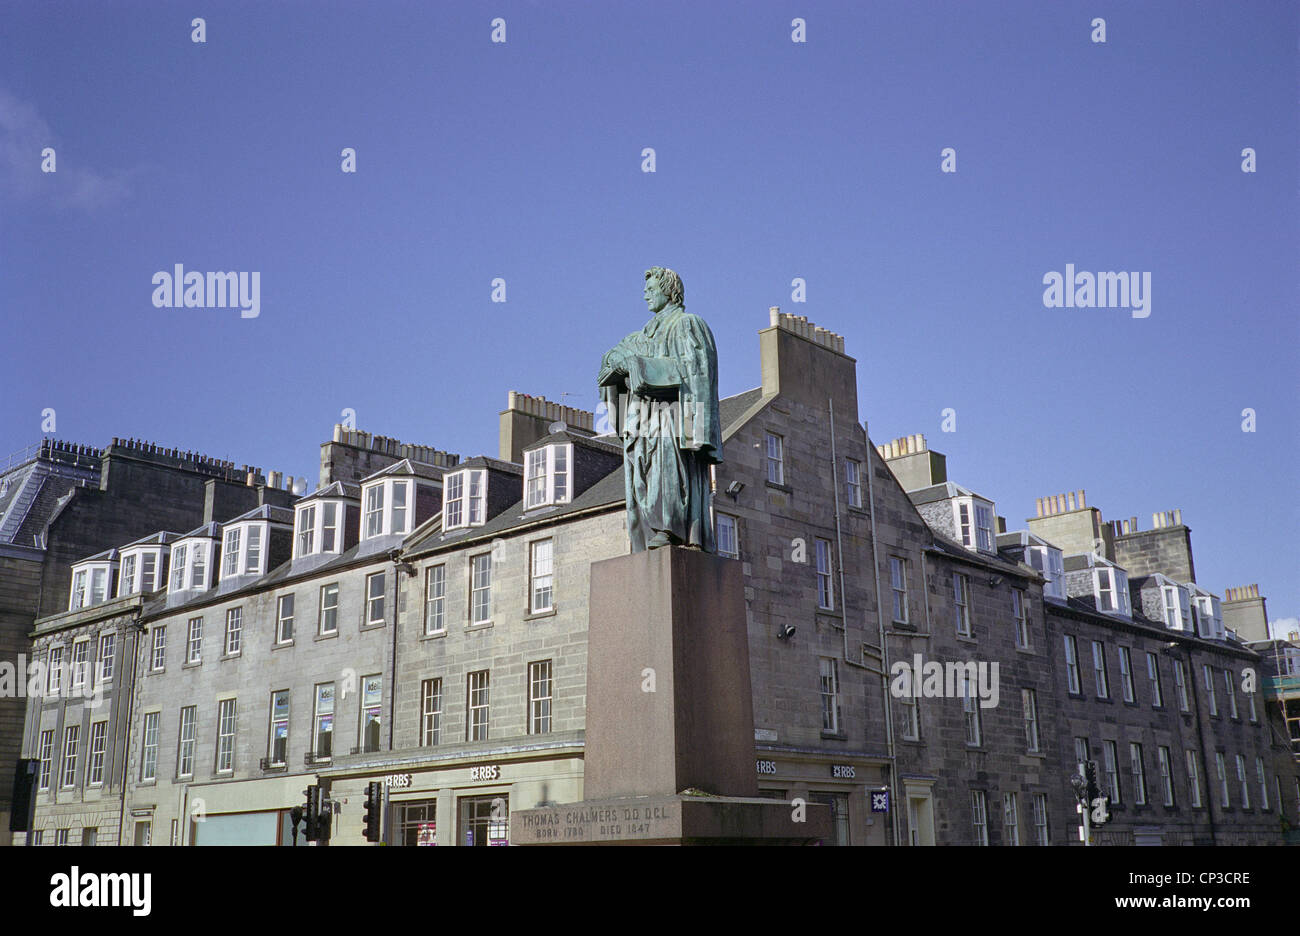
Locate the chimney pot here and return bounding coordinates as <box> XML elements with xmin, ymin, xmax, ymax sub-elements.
<box><xmin>1068</xmin><ymin>491</ymin><xmax>1076</xmax><ymax>511</ymax></box>
<box><xmin>1079</xmin><ymin>489</ymin><xmax>1086</xmax><ymax>509</ymax></box>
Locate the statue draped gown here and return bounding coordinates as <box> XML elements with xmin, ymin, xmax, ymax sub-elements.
<box><xmin>598</xmin><ymin>303</ymin><xmax>722</xmax><ymax>552</ymax></box>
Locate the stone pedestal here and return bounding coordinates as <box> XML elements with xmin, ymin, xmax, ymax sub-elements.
<box><xmin>511</xmin><ymin>547</ymin><xmax>829</xmax><ymax>845</ymax></box>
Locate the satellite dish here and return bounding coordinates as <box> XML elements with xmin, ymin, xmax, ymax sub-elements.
<box><xmin>293</xmin><ymin>478</ymin><xmax>308</xmax><ymax>496</ymax></box>
<box><xmin>548</xmin><ymin>421</ymin><xmax>567</xmax><ymax>434</ymax></box>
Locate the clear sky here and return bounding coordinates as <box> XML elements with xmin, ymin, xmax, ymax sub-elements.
<box><xmin>1</xmin><ymin>1</ymin><xmax>1296</xmax><ymax>626</ymax></box>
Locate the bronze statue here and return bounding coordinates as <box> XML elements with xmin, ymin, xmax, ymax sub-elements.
<box><xmin>598</xmin><ymin>267</ymin><xmax>722</xmax><ymax>552</ymax></box>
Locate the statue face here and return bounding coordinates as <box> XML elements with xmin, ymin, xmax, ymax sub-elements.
<box><xmin>643</xmin><ymin>277</ymin><xmax>668</xmax><ymax>314</ymax></box>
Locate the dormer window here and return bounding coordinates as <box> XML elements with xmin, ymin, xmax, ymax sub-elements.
<box><xmin>1162</xmin><ymin>585</ymin><xmax>1192</xmax><ymax>632</ymax></box>
<box><xmin>444</xmin><ymin>470</ymin><xmax>486</xmax><ymax>531</ymax></box>
<box><xmin>1095</xmin><ymin>567</ymin><xmax>1131</xmax><ymax>617</ymax></box>
<box><xmin>953</xmin><ymin>497</ymin><xmax>995</xmax><ymax>552</ymax></box>
<box><xmin>223</xmin><ymin>528</ymin><xmax>241</xmax><ymax>576</ymax></box>
<box><xmin>190</xmin><ymin>541</ymin><xmax>208</xmax><ymax>589</ymax></box>
<box><xmin>295</xmin><ymin>501</ymin><xmax>344</xmax><ymax>558</ymax></box>
<box><xmin>117</xmin><ymin>548</ymin><xmax>163</xmax><ymax>597</ymax></box>
<box><xmin>169</xmin><ymin>539</ymin><xmax>211</xmax><ymax>591</ymax></box>
<box><xmin>1026</xmin><ymin>545</ymin><xmax>1066</xmax><ymax>600</ymax></box>
<box><xmin>221</xmin><ymin>523</ymin><xmax>268</xmax><ymax>580</ymax></box>
<box><xmin>362</xmin><ymin>480</ymin><xmax>413</xmax><ymax>540</ymax></box>
<box><xmin>170</xmin><ymin>544</ymin><xmax>188</xmax><ymax>590</ymax></box>
<box><xmin>524</xmin><ymin>445</ymin><xmax>572</xmax><ymax>510</ymax></box>
<box><xmin>298</xmin><ymin>505</ymin><xmax>316</xmax><ymax>555</ymax></box>
<box><xmin>1195</xmin><ymin>595</ymin><xmax>1224</xmax><ymax>639</ymax></box>
<box><xmin>69</xmin><ymin>563</ymin><xmax>114</xmax><ymax>610</ymax></box>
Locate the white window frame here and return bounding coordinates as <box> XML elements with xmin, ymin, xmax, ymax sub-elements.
<box><xmin>220</xmin><ymin>523</ymin><xmax>269</xmax><ymax>580</ymax></box>
<box><xmin>424</xmin><ymin>565</ymin><xmax>446</xmax><ymax>635</ymax></box>
<box><xmin>844</xmin><ymin>458</ymin><xmax>862</xmax><ymax>508</ymax></box>
<box><xmin>962</xmin><ymin>672</ymin><xmax>982</xmax><ymax>746</ymax></box>
<box><xmin>819</xmin><ymin>658</ymin><xmax>840</xmax><ymax>734</ymax></box>
<box><xmin>276</xmin><ymin>594</ymin><xmax>294</xmax><ymax>644</ymax></box>
<box><xmin>359</xmin><ymin>675</ymin><xmax>382</xmax><ymax>753</ymax></box>
<box><xmin>150</xmin><ymin>626</ymin><xmax>166</xmax><ymax>672</ymax></box>
<box><xmin>1146</xmin><ymin>652</ymin><xmax>1163</xmax><ymax>708</ymax></box>
<box><xmin>87</xmin><ymin>721</ymin><xmax>107</xmax><ymax>786</ymax></box>
<box><xmin>971</xmin><ymin>792</ymin><xmax>988</xmax><ymax>846</ymax></box>
<box><xmin>295</xmin><ymin>504</ymin><xmax>316</xmax><ymax>557</ymax></box>
<box><xmin>715</xmin><ymin>512</ymin><xmax>739</xmax><ymax>559</ymax></box>
<box><xmin>1204</xmin><ymin>664</ymin><xmax>1217</xmax><ymax>716</ymax></box>
<box><xmin>177</xmin><ymin>706</ymin><xmax>196</xmax><ymax>778</ymax></box>
<box><xmin>467</xmin><ymin>670</ymin><xmax>490</xmax><ymax>742</ymax></box>
<box><xmin>362</xmin><ymin>479</ymin><xmax>415</xmax><ymax>539</ymax></box>
<box><xmin>70</xmin><ymin>639</ymin><xmax>89</xmax><ymax>690</ymax></box>
<box><xmin>953</xmin><ymin>573</ymin><xmax>970</xmax><ymax>637</ymax></box>
<box><xmin>443</xmin><ymin>470</ymin><xmax>487</xmax><ymax>531</ymax></box>
<box><xmin>528</xmin><ymin>659</ymin><xmax>553</xmax><ymax>734</ymax></box>
<box><xmin>529</xmin><ymin>539</ymin><xmax>554</xmax><ymax>614</ymax></box>
<box><xmin>1027</xmin><ymin>545</ymin><xmax>1066</xmax><ymax>600</ymax></box>
<box><xmin>815</xmin><ymin>538</ymin><xmax>834</xmax><ymax>611</ymax></box>
<box><xmin>1223</xmin><ymin>670</ymin><xmax>1238</xmax><ymax>719</ymax></box>
<box><xmin>1022</xmin><ymin>688</ymin><xmax>1040</xmax><ymax>753</ymax></box>
<box><xmin>140</xmin><ymin>712</ymin><xmax>159</xmax><ymax>782</ymax></box>
<box><xmin>1064</xmin><ymin>635</ymin><xmax>1081</xmax><ymax>694</ymax></box>
<box><xmin>120</xmin><ymin>553</ymin><xmax>137</xmax><ymax>597</ymax></box>
<box><xmin>314</xmin><ymin>683</ymin><xmax>335</xmax><ymax>759</ymax></box>
<box><xmin>186</xmin><ymin>617</ymin><xmax>202</xmax><ymax>664</ymax></box>
<box><xmin>1032</xmin><ymin>793</ymin><xmax>1049</xmax><ymax>845</ymax></box>
<box><xmin>1002</xmin><ymin>792</ymin><xmax>1019</xmax><ymax>846</ymax></box>
<box><xmin>1162</xmin><ymin>585</ymin><xmax>1191</xmax><ymax>631</ymax></box>
<box><xmin>365</xmin><ymin>571</ymin><xmax>386</xmax><ymax>625</ymax></box>
<box><xmin>225</xmin><ymin>607</ymin><xmax>242</xmax><ymax>656</ymax></box>
<box><xmin>70</xmin><ymin>570</ymin><xmax>87</xmax><ymax>610</ymax></box>
<box><xmin>1256</xmin><ymin>758</ymin><xmax>1268</xmax><ymax>810</ymax></box>
<box><xmin>319</xmin><ymin>583</ymin><xmax>340</xmax><ymax>635</ymax></box>
<box><xmin>1103</xmin><ymin>740</ymin><xmax>1121</xmax><ymax>803</ymax></box>
<box><xmin>1013</xmin><ymin>589</ymin><xmax>1030</xmax><ymax>649</ymax></box>
<box><xmin>1173</xmin><ymin>658</ymin><xmax>1189</xmax><ymax>712</ymax></box>
<box><xmin>97</xmin><ymin>633</ymin><xmax>115</xmax><ymax>685</ymax></box>
<box><xmin>269</xmin><ymin>691</ymin><xmax>290</xmax><ymax>766</ymax></box>
<box><xmin>1117</xmin><ymin>647</ymin><xmax>1135</xmax><ymax>702</ymax></box>
<box><xmin>1216</xmin><ymin>752</ymin><xmax>1229</xmax><ymax>806</ymax></box>
<box><xmin>170</xmin><ymin>543</ymin><xmax>189</xmax><ymax>591</ymax></box>
<box><xmin>61</xmin><ymin>725</ymin><xmax>79</xmax><ymax>789</ymax></box>
<box><xmin>524</xmin><ymin>444</ymin><xmax>572</xmax><ymax>510</ymax></box>
<box><xmin>1094</xmin><ymin>567</ymin><xmax>1130</xmax><ymax>616</ymax></box>
<box><xmin>890</xmin><ymin>557</ymin><xmax>908</xmax><ymax>624</ymax></box>
<box><xmin>470</xmin><ymin>554</ymin><xmax>492</xmax><ymax>624</ymax></box>
<box><xmin>1092</xmin><ymin>641</ymin><xmax>1109</xmax><ymax>699</ymax></box>
<box><xmin>215</xmin><ymin>699</ymin><xmax>237</xmax><ymax>774</ymax></box>
<box><xmin>765</xmin><ymin>432</ymin><xmax>785</xmax><ymax>485</ymax></box>
<box><xmin>1235</xmin><ymin>754</ymin><xmax>1249</xmax><ymax>808</ymax></box>
<box><xmin>38</xmin><ymin>729</ymin><xmax>54</xmax><ymax>791</ymax></box>
<box><xmin>1158</xmin><ymin>746</ymin><xmax>1175</xmax><ymax>806</ymax></box>
<box><xmin>899</xmin><ymin>693</ymin><xmax>919</xmax><ymax>741</ymax></box>
<box><xmin>421</xmin><ymin>678</ymin><xmax>442</xmax><ymax>746</ymax></box>
<box><xmin>188</xmin><ymin>540</ymin><xmax>209</xmax><ymax>590</ymax></box>
<box><xmin>1130</xmin><ymin>742</ymin><xmax>1147</xmax><ymax>806</ymax></box>
<box><xmin>1186</xmin><ymin>750</ymin><xmax>1202</xmax><ymax>807</ymax></box>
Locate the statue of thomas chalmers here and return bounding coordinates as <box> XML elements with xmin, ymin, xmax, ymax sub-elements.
<box><xmin>598</xmin><ymin>267</ymin><xmax>723</xmax><ymax>553</ymax></box>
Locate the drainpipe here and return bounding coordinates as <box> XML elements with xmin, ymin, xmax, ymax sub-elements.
<box><xmin>862</xmin><ymin>419</ymin><xmax>901</xmax><ymax>847</ymax></box>
<box><xmin>827</xmin><ymin>400</ymin><xmax>866</xmax><ymax>676</ymax></box>
<box><xmin>118</xmin><ymin>618</ymin><xmax>144</xmax><ymax>847</ymax></box>
<box><xmin>1183</xmin><ymin>646</ymin><xmax>1219</xmax><ymax>846</ymax></box>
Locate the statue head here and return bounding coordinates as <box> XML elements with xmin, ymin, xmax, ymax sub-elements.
<box><xmin>643</xmin><ymin>267</ymin><xmax>684</xmax><ymax>313</ymax></box>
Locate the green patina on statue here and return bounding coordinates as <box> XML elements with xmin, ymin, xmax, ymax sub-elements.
<box><xmin>598</xmin><ymin>267</ymin><xmax>722</xmax><ymax>552</ymax></box>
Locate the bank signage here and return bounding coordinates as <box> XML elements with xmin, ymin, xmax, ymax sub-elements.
<box><xmin>469</xmin><ymin>764</ymin><xmax>500</xmax><ymax>781</ymax></box>
<box><xmin>384</xmin><ymin>773</ymin><xmax>412</xmax><ymax>788</ymax></box>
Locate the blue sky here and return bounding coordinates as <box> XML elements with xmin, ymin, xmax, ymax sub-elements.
<box><xmin>1</xmin><ymin>1</ymin><xmax>1296</xmax><ymax>624</ymax></box>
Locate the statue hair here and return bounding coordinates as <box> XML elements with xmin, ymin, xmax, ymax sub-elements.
<box><xmin>646</xmin><ymin>267</ymin><xmax>684</xmax><ymax>306</ymax></box>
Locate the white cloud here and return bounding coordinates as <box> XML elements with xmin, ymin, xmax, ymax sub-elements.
<box><xmin>0</xmin><ymin>87</ymin><xmax>130</xmax><ymax>212</ymax></box>
<box><xmin>1269</xmin><ymin>616</ymin><xmax>1299</xmax><ymax>641</ymax></box>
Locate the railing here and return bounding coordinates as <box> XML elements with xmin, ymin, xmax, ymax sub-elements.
<box><xmin>0</xmin><ymin>441</ymin><xmax>42</xmax><ymax>474</ymax></box>
<box><xmin>259</xmin><ymin>757</ymin><xmax>288</xmax><ymax>771</ymax></box>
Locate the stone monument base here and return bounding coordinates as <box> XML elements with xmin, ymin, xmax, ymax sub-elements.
<box><xmin>511</xmin><ymin>793</ymin><xmax>830</xmax><ymax>846</ymax></box>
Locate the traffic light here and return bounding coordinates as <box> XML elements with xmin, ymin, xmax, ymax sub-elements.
<box><xmin>1083</xmin><ymin>760</ymin><xmax>1102</xmax><ymax>806</ymax></box>
<box><xmin>304</xmin><ymin>785</ymin><xmax>321</xmax><ymax>841</ymax></box>
<box><xmin>363</xmin><ymin>781</ymin><xmax>382</xmax><ymax>842</ymax></box>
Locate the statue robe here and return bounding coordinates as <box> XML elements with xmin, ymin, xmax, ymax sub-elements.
<box><xmin>598</xmin><ymin>304</ymin><xmax>722</xmax><ymax>552</ymax></box>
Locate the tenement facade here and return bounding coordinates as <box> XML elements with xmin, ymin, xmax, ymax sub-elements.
<box><xmin>12</xmin><ymin>309</ymin><xmax>1298</xmax><ymax>845</ymax></box>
